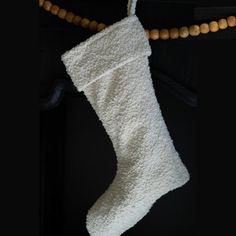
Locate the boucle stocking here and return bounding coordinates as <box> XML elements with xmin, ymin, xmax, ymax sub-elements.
<box><xmin>61</xmin><ymin>0</ymin><xmax>190</xmax><ymax>235</ymax></box>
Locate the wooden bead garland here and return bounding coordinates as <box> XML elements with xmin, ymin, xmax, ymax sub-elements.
<box><xmin>200</xmin><ymin>23</ymin><xmax>209</xmax><ymax>34</ymax></box>
<box><xmin>169</xmin><ymin>28</ymin><xmax>179</xmax><ymax>39</ymax></box>
<box><xmin>38</xmin><ymin>0</ymin><xmax>236</xmax><ymax>40</ymax></box>
<box><xmin>89</xmin><ymin>20</ymin><xmax>99</xmax><ymax>31</ymax></box>
<box><xmin>80</xmin><ymin>18</ymin><xmax>90</xmax><ymax>28</ymax></box>
<box><xmin>43</xmin><ymin>1</ymin><xmax>52</xmax><ymax>12</ymax></box>
<box><xmin>209</xmin><ymin>21</ymin><xmax>219</xmax><ymax>32</ymax></box>
<box><xmin>57</xmin><ymin>9</ymin><xmax>67</xmax><ymax>20</ymax></box>
<box><xmin>150</xmin><ymin>29</ymin><xmax>159</xmax><ymax>40</ymax></box>
<box><xmin>159</xmin><ymin>29</ymin><xmax>170</xmax><ymax>40</ymax></box>
<box><xmin>218</xmin><ymin>19</ymin><xmax>228</xmax><ymax>30</ymax></box>
<box><xmin>50</xmin><ymin>5</ymin><xmax>59</xmax><ymax>15</ymax></box>
<box><xmin>189</xmin><ymin>25</ymin><xmax>200</xmax><ymax>36</ymax></box>
<box><xmin>73</xmin><ymin>15</ymin><xmax>82</xmax><ymax>26</ymax></box>
<box><xmin>227</xmin><ymin>16</ymin><xmax>236</xmax><ymax>27</ymax></box>
<box><xmin>179</xmin><ymin>27</ymin><xmax>189</xmax><ymax>38</ymax></box>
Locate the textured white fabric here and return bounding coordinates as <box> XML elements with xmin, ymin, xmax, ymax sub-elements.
<box><xmin>62</xmin><ymin>16</ymin><xmax>150</xmax><ymax>92</ymax></box>
<box><xmin>127</xmin><ymin>0</ymin><xmax>138</xmax><ymax>16</ymax></box>
<box><xmin>61</xmin><ymin>12</ymin><xmax>190</xmax><ymax>236</ymax></box>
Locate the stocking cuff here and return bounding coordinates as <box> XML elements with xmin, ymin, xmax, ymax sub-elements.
<box><xmin>61</xmin><ymin>15</ymin><xmax>151</xmax><ymax>92</ymax></box>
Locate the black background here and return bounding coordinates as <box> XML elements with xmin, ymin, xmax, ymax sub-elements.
<box><xmin>5</xmin><ymin>1</ymin><xmax>232</xmax><ymax>235</ymax></box>
<box><xmin>41</xmin><ymin>0</ymin><xmax>235</xmax><ymax>236</ymax></box>
<box><xmin>1</xmin><ymin>1</ymin><xmax>236</xmax><ymax>236</ymax></box>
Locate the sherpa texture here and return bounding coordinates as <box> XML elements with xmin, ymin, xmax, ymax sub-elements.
<box><xmin>127</xmin><ymin>0</ymin><xmax>138</xmax><ymax>15</ymax></box>
<box><xmin>62</xmin><ymin>15</ymin><xmax>190</xmax><ymax>236</ymax></box>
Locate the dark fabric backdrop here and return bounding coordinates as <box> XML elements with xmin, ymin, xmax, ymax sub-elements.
<box><xmin>40</xmin><ymin>1</ymin><xmax>236</xmax><ymax>235</ymax></box>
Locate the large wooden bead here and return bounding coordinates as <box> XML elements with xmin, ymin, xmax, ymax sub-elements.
<box><xmin>43</xmin><ymin>1</ymin><xmax>52</xmax><ymax>11</ymax></box>
<box><xmin>150</xmin><ymin>29</ymin><xmax>159</xmax><ymax>40</ymax></box>
<box><xmin>169</xmin><ymin>28</ymin><xmax>179</xmax><ymax>39</ymax></box>
<box><xmin>227</xmin><ymin>16</ymin><xmax>236</xmax><ymax>27</ymax></box>
<box><xmin>218</xmin><ymin>19</ymin><xmax>228</xmax><ymax>29</ymax></box>
<box><xmin>97</xmin><ymin>23</ymin><xmax>106</xmax><ymax>31</ymax></box>
<box><xmin>200</xmin><ymin>23</ymin><xmax>209</xmax><ymax>34</ymax></box>
<box><xmin>51</xmin><ymin>5</ymin><xmax>60</xmax><ymax>15</ymax></box>
<box><xmin>179</xmin><ymin>26</ymin><xmax>189</xmax><ymax>38</ymax></box>
<box><xmin>80</xmin><ymin>18</ymin><xmax>90</xmax><ymax>28</ymax></box>
<box><xmin>89</xmin><ymin>20</ymin><xmax>98</xmax><ymax>31</ymax></box>
<box><xmin>209</xmin><ymin>21</ymin><xmax>219</xmax><ymax>32</ymax></box>
<box><xmin>39</xmin><ymin>0</ymin><xmax>45</xmax><ymax>7</ymax></box>
<box><xmin>65</xmin><ymin>12</ymin><xmax>75</xmax><ymax>23</ymax></box>
<box><xmin>73</xmin><ymin>15</ymin><xmax>82</xmax><ymax>26</ymax></box>
<box><xmin>189</xmin><ymin>25</ymin><xmax>200</xmax><ymax>36</ymax></box>
<box><xmin>58</xmin><ymin>9</ymin><xmax>67</xmax><ymax>19</ymax></box>
<box><xmin>159</xmin><ymin>29</ymin><xmax>169</xmax><ymax>40</ymax></box>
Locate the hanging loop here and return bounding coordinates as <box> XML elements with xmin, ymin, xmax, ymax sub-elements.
<box><xmin>127</xmin><ymin>0</ymin><xmax>138</xmax><ymax>16</ymax></box>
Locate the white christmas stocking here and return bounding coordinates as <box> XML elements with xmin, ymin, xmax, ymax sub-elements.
<box><xmin>61</xmin><ymin>0</ymin><xmax>190</xmax><ymax>235</ymax></box>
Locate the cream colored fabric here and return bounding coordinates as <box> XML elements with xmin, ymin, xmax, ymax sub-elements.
<box><xmin>61</xmin><ymin>1</ymin><xmax>190</xmax><ymax>235</ymax></box>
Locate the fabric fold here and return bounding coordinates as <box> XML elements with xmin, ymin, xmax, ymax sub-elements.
<box><xmin>61</xmin><ymin>15</ymin><xmax>151</xmax><ymax>92</ymax></box>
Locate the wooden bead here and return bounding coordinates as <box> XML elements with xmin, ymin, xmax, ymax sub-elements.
<box><xmin>89</xmin><ymin>20</ymin><xmax>98</xmax><ymax>31</ymax></box>
<box><xmin>200</xmin><ymin>23</ymin><xmax>209</xmax><ymax>34</ymax></box>
<box><xmin>179</xmin><ymin>26</ymin><xmax>189</xmax><ymax>38</ymax></box>
<box><xmin>209</xmin><ymin>21</ymin><xmax>219</xmax><ymax>32</ymax></box>
<box><xmin>43</xmin><ymin>1</ymin><xmax>52</xmax><ymax>11</ymax></box>
<box><xmin>145</xmin><ymin>29</ymin><xmax>150</xmax><ymax>39</ymax></box>
<box><xmin>50</xmin><ymin>5</ymin><xmax>60</xmax><ymax>15</ymax></box>
<box><xmin>189</xmin><ymin>25</ymin><xmax>200</xmax><ymax>36</ymax></box>
<box><xmin>227</xmin><ymin>16</ymin><xmax>236</xmax><ymax>27</ymax></box>
<box><xmin>58</xmin><ymin>9</ymin><xmax>67</xmax><ymax>19</ymax></box>
<box><xmin>218</xmin><ymin>19</ymin><xmax>228</xmax><ymax>29</ymax></box>
<box><xmin>80</xmin><ymin>18</ymin><xmax>90</xmax><ymax>28</ymax></box>
<box><xmin>73</xmin><ymin>15</ymin><xmax>82</xmax><ymax>26</ymax></box>
<box><xmin>97</xmin><ymin>23</ymin><xmax>106</xmax><ymax>31</ymax></box>
<box><xmin>169</xmin><ymin>28</ymin><xmax>179</xmax><ymax>39</ymax></box>
<box><xmin>39</xmin><ymin>1</ymin><xmax>236</xmax><ymax>40</ymax></box>
<box><xmin>150</xmin><ymin>29</ymin><xmax>159</xmax><ymax>40</ymax></box>
<box><xmin>159</xmin><ymin>29</ymin><xmax>169</xmax><ymax>40</ymax></box>
<box><xmin>65</xmin><ymin>12</ymin><xmax>75</xmax><ymax>23</ymax></box>
<box><xmin>39</xmin><ymin>0</ymin><xmax>45</xmax><ymax>7</ymax></box>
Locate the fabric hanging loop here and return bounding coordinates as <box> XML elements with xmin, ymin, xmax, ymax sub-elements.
<box><xmin>127</xmin><ymin>0</ymin><xmax>138</xmax><ymax>16</ymax></box>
